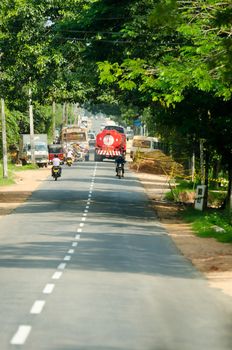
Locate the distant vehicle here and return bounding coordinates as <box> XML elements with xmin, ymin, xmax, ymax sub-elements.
<box><xmin>100</xmin><ymin>123</ymin><xmax>106</xmax><ymax>131</ymax></box>
<box><xmin>126</xmin><ymin>130</ymin><xmax>134</xmax><ymax>140</ymax></box>
<box><xmin>88</xmin><ymin>132</ymin><xmax>96</xmax><ymax>147</ymax></box>
<box><xmin>19</xmin><ymin>134</ymin><xmax>49</xmax><ymax>167</ymax></box>
<box><xmin>48</xmin><ymin>144</ymin><xmax>64</xmax><ymax>164</ymax></box>
<box><xmin>95</xmin><ymin>128</ymin><xmax>126</xmax><ymax>161</ymax></box>
<box><xmin>104</xmin><ymin>125</ymin><xmax>125</xmax><ymax>134</ymax></box>
<box><xmin>88</xmin><ymin>132</ymin><xmax>96</xmax><ymax>139</ymax></box>
<box><xmin>130</xmin><ymin>136</ymin><xmax>159</xmax><ymax>160</ymax></box>
<box><xmin>60</xmin><ymin>125</ymin><xmax>89</xmax><ymax>152</ymax></box>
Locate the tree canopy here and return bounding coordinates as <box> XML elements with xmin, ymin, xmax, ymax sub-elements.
<box><xmin>0</xmin><ymin>0</ymin><xmax>232</xmax><ymax>181</ymax></box>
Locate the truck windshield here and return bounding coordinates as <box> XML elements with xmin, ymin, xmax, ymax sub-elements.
<box><xmin>48</xmin><ymin>145</ymin><xmax>63</xmax><ymax>153</ymax></box>
<box><xmin>104</xmin><ymin>126</ymin><xmax>125</xmax><ymax>134</ymax></box>
<box><xmin>63</xmin><ymin>132</ymin><xmax>86</xmax><ymax>142</ymax></box>
<box><xmin>26</xmin><ymin>144</ymin><xmax>47</xmax><ymax>151</ymax></box>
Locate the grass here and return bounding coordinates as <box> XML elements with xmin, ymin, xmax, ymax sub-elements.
<box><xmin>181</xmin><ymin>207</ymin><xmax>232</xmax><ymax>243</ymax></box>
<box><xmin>165</xmin><ymin>179</ymin><xmax>196</xmax><ymax>202</ymax></box>
<box><xmin>165</xmin><ymin>178</ymin><xmax>232</xmax><ymax>243</ymax></box>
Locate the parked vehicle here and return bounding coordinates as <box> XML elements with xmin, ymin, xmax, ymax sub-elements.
<box><xmin>95</xmin><ymin>127</ymin><xmax>126</xmax><ymax>161</ymax></box>
<box><xmin>130</xmin><ymin>136</ymin><xmax>159</xmax><ymax>160</ymax></box>
<box><xmin>19</xmin><ymin>134</ymin><xmax>48</xmax><ymax>167</ymax></box>
<box><xmin>48</xmin><ymin>144</ymin><xmax>64</xmax><ymax>164</ymax></box>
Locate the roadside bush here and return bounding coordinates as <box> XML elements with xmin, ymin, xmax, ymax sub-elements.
<box><xmin>181</xmin><ymin>207</ymin><xmax>232</xmax><ymax>243</ymax></box>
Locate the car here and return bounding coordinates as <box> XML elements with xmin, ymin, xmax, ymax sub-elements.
<box><xmin>130</xmin><ymin>135</ymin><xmax>159</xmax><ymax>160</ymax></box>
<box><xmin>88</xmin><ymin>132</ymin><xmax>96</xmax><ymax>147</ymax></box>
<box><xmin>126</xmin><ymin>130</ymin><xmax>134</xmax><ymax>140</ymax></box>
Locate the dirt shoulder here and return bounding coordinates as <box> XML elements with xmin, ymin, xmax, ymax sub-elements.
<box><xmin>0</xmin><ymin>167</ymin><xmax>50</xmax><ymax>217</ymax></box>
<box><xmin>136</xmin><ymin>172</ymin><xmax>232</xmax><ymax>298</ymax></box>
<box><xmin>0</xmin><ymin>167</ymin><xmax>232</xmax><ymax>297</ymax></box>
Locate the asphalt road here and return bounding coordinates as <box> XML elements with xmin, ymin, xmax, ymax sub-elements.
<box><xmin>0</xmin><ymin>160</ymin><xmax>232</xmax><ymax>350</ymax></box>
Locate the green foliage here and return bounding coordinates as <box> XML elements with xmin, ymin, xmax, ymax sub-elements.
<box><xmin>182</xmin><ymin>207</ymin><xmax>232</xmax><ymax>243</ymax></box>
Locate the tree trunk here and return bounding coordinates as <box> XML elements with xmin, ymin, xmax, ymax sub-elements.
<box><xmin>1</xmin><ymin>98</ymin><xmax>8</xmax><ymax>178</ymax></box>
<box><xmin>200</xmin><ymin>139</ymin><xmax>205</xmax><ymax>185</ymax></box>
<box><xmin>227</xmin><ymin>162</ymin><xmax>232</xmax><ymax>221</ymax></box>
<box><xmin>52</xmin><ymin>101</ymin><xmax>56</xmax><ymax>142</ymax></box>
<box><xmin>191</xmin><ymin>150</ymin><xmax>195</xmax><ymax>183</ymax></box>
<box><xmin>203</xmin><ymin>149</ymin><xmax>210</xmax><ymax>210</ymax></box>
<box><xmin>29</xmin><ymin>87</ymin><xmax>35</xmax><ymax>164</ymax></box>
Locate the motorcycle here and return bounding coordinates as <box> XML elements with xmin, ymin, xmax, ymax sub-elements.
<box><xmin>52</xmin><ymin>166</ymin><xmax>61</xmax><ymax>181</ymax></box>
<box><xmin>116</xmin><ymin>163</ymin><xmax>123</xmax><ymax>179</ymax></box>
<box><xmin>66</xmin><ymin>157</ymin><xmax>73</xmax><ymax>166</ymax></box>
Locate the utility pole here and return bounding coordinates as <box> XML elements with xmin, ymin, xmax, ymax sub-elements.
<box><xmin>29</xmin><ymin>86</ymin><xmax>35</xmax><ymax>164</ymax></box>
<box><xmin>1</xmin><ymin>98</ymin><xmax>8</xmax><ymax>178</ymax></box>
<box><xmin>62</xmin><ymin>102</ymin><xmax>66</xmax><ymax>125</ymax></box>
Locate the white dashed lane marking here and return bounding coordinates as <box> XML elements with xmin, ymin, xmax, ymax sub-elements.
<box><xmin>52</xmin><ymin>271</ymin><xmax>63</xmax><ymax>279</ymax></box>
<box><xmin>30</xmin><ymin>300</ymin><xmax>45</xmax><ymax>314</ymax></box>
<box><xmin>11</xmin><ymin>326</ymin><xmax>31</xmax><ymax>345</ymax></box>
<box><xmin>57</xmin><ymin>263</ymin><xmax>66</xmax><ymax>270</ymax></box>
<box><xmin>64</xmin><ymin>255</ymin><xmax>71</xmax><ymax>261</ymax></box>
<box><xmin>10</xmin><ymin>165</ymin><xmax>97</xmax><ymax>346</ymax></box>
<box><xmin>43</xmin><ymin>284</ymin><xmax>55</xmax><ymax>294</ymax></box>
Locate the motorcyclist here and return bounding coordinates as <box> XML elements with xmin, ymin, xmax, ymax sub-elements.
<box><xmin>67</xmin><ymin>149</ymin><xmax>73</xmax><ymax>159</ymax></box>
<box><xmin>66</xmin><ymin>149</ymin><xmax>74</xmax><ymax>165</ymax></box>
<box><xmin>115</xmin><ymin>153</ymin><xmax>126</xmax><ymax>177</ymax></box>
<box><xmin>52</xmin><ymin>154</ymin><xmax>62</xmax><ymax>176</ymax></box>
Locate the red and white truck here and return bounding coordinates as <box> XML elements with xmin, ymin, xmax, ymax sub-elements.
<box><xmin>94</xmin><ymin>126</ymin><xmax>126</xmax><ymax>161</ymax></box>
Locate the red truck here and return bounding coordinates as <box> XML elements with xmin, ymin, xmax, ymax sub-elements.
<box><xmin>94</xmin><ymin>126</ymin><xmax>126</xmax><ymax>161</ymax></box>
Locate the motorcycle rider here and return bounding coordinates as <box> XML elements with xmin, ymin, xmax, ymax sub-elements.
<box><xmin>52</xmin><ymin>154</ymin><xmax>62</xmax><ymax>177</ymax></box>
<box><xmin>66</xmin><ymin>149</ymin><xmax>74</xmax><ymax>165</ymax></box>
<box><xmin>67</xmin><ymin>149</ymin><xmax>73</xmax><ymax>159</ymax></box>
<box><xmin>115</xmin><ymin>153</ymin><xmax>126</xmax><ymax>177</ymax></box>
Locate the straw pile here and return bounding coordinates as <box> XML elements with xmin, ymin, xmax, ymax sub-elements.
<box><xmin>129</xmin><ymin>150</ymin><xmax>184</xmax><ymax>176</ymax></box>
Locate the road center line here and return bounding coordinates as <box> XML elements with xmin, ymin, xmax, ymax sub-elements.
<box><xmin>64</xmin><ymin>255</ymin><xmax>71</xmax><ymax>261</ymax></box>
<box><xmin>11</xmin><ymin>325</ymin><xmax>31</xmax><ymax>345</ymax></box>
<box><xmin>30</xmin><ymin>300</ymin><xmax>45</xmax><ymax>314</ymax></box>
<box><xmin>43</xmin><ymin>284</ymin><xmax>55</xmax><ymax>294</ymax></box>
<box><xmin>52</xmin><ymin>271</ymin><xmax>63</xmax><ymax>279</ymax></box>
<box><xmin>57</xmin><ymin>263</ymin><xmax>66</xmax><ymax>270</ymax></box>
